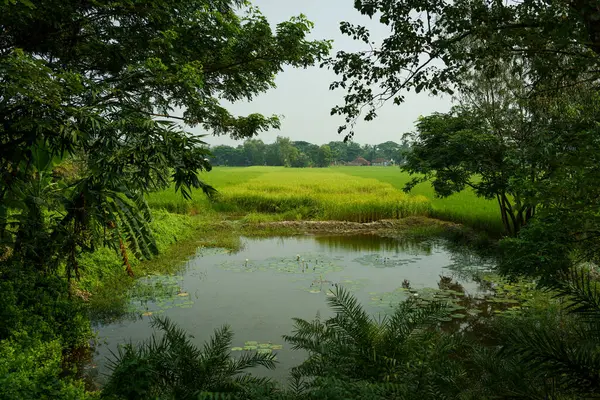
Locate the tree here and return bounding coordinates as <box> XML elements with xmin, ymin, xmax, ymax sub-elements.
<box><xmin>327</xmin><ymin>141</ymin><xmax>347</xmax><ymax>163</ymax></box>
<box><xmin>403</xmin><ymin>108</ymin><xmax>534</xmax><ymax>236</ymax></box>
<box><xmin>315</xmin><ymin>145</ymin><xmax>332</xmax><ymax>167</ymax></box>
<box><xmin>0</xmin><ymin>0</ymin><xmax>331</xmax><ymax>278</ymax></box>
<box><xmin>345</xmin><ymin>142</ymin><xmax>362</xmax><ymax>162</ymax></box>
<box><xmin>376</xmin><ymin>141</ymin><xmax>400</xmax><ymax>161</ymax></box>
<box><xmin>290</xmin><ymin>152</ymin><xmax>311</xmax><ymax>168</ymax></box>
<box><xmin>264</xmin><ymin>143</ymin><xmax>280</xmax><ymax>166</ymax></box>
<box><xmin>243</xmin><ymin>139</ymin><xmax>266</xmax><ymax>166</ymax></box>
<box><xmin>360</xmin><ymin>144</ymin><xmax>374</xmax><ymax>162</ymax></box>
<box><xmin>210</xmin><ymin>145</ymin><xmax>244</xmax><ymax>166</ymax></box>
<box><xmin>293</xmin><ymin>141</ymin><xmax>320</xmax><ymax>165</ymax></box>
<box><xmin>268</xmin><ymin>136</ymin><xmax>297</xmax><ymax>167</ymax></box>
<box><xmin>402</xmin><ymin>60</ymin><xmax>549</xmax><ymax>236</ymax></box>
<box><xmin>328</xmin><ymin>0</ymin><xmax>600</xmax><ymax>139</ymax></box>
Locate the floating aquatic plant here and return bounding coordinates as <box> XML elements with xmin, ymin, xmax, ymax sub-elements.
<box><xmin>127</xmin><ymin>273</ymin><xmax>195</xmax><ymax>317</ymax></box>
<box><xmin>353</xmin><ymin>253</ymin><xmax>422</xmax><ymax>268</ymax></box>
<box><xmin>219</xmin><ymin>253</ymin><xmax>344</xmax><ymax>274</ymax></box>
<box><xmin>231</xmin><ymin>342</ymin><xmax>283</xmax><ymax>353</ymax></box>
<box><xmin>195</xmin><ymin>247</ymin><xmax>231</xmax><ymax>257</ymax></box>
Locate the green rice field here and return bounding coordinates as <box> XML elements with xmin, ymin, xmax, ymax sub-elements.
<box><xmin>147</xmin><ymin>166</ymin><xmax>503</xmax><ymax>234</ymax></box>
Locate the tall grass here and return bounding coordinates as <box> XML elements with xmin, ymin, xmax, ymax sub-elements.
<box><xmin>147</xmin><ymin>166</ymin><xmax>502</xmax><ymax>232</ymax></box>
<box><xmin>215</xmin><ymin>170</ymin><xmax>431</xmax><ymax>222</ymax></box>
<box><xmin>146</xmin><ymin>167</ymin><xmax>268</xmax><ymax>214</ymax></box>
<box><xmin>335</xmin><ymin>166</ymin><xmax>504</xmax><ymax>235</ymax></box>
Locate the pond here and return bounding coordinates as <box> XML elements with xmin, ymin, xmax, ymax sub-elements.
<box><xmin>89</xmin><ymin>234</ymin><xmax>494</xmax><ymax>385</ymax></box>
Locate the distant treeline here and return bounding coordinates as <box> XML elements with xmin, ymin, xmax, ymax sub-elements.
<box><xmin>209</xmin><ymin>136</ymin><xmax>410</xmax><ymax>167</ymax></box>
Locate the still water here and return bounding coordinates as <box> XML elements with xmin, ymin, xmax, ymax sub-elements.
<box><xmin>90</xmin><ymin>234</ymin><xmax>492</xmax><ymax>384</ymax></box>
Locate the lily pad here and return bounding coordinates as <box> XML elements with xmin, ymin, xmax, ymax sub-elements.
<box><xmin>243</xmin><ymin>345</ymin><xmax>258</xmax><ymax>351</ymax></box>
<box><xmin>244</xmin><ymin>341</ymin><xmax>258</xmax><ymax>346</ymax></box>
<box><xmin>231</xmin><ymin>347</ymin><xmax>244</xmax><ymax>352</ymax></box>
<box><xmin>219</xmin><ymin>253</ymin><xmax>344</xmax><ymax>275</ymax></box>
<box><xmin>353</xmin><ymin>254</ymin><xmax>421</xmax><ymax>268</ymax></box>
<box><xmin>271</xmin><ymin>345</ymin><xmax>283</xmax><ymax>350</ymax></box>
<box><xmin>256</xmin><ymin>348</ymin><xmax>272</xmax><ymax>355</ymax></box>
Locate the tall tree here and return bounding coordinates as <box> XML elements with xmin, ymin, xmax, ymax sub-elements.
<box><xmin>0</xmin><ymin>0</ymin><xmax>330</xmax><ymax>277</ymax></box>
<box><xmin>293</xmin><ymin>141</ymin><xmax>320</xmax><ymax>164</ymax></box>
<box><xmin>243</xmin><ymin>139</ymin><xmax>267</xmax><ymax>166</ymax></box>
<box><xmin>327</xmin><ymin>141</ymin><xmax>347</xmax><ymax>163</ymax></box>
<box><xmin>211</xmin><ymin>145</ymin><xmax>244</xmax><ymax>166</ymax></box>
<box><xmin>315</xmin><ymin>144</ymin><xmax>332</xmax><ymax>167</ymax></box>
<box><xmin>345</xmin><ymin>142</ymin><xmax>362</xmax><ymax>162</ymax></box>
<box><xmin>403</xmin><ymin>61</ymin><xmax>545</xmax><ymax>235</ymax></box>
<box><xmin>376</xmin><ymin>141</ymin><xmax>400</xmax><ymax>161</ymax></box>
<box><xmin>328</xmin><ymin>0</ymin><xmax>600</xmax><ymax>139</ymax></box>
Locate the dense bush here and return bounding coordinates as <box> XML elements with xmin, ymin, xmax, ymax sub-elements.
<box><xmin>0</xmin><ymin>336</ymin><xmax>93</xmax><ymax>400</ymax></box>
<box><xmin>0</xmin><ymin>268</ymin><xmax>90</xmax><ymax>347</ymax></box>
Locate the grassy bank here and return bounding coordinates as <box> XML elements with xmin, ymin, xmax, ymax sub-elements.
<box><xmin>80</xmin><ymin>211</ymin><xmax>247</xmax><ymax>324</ymax></box>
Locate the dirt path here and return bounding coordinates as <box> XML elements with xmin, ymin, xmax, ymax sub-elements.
<box><xmin>246</xmin><ymin>216</ymin><xmax>459</xmax><ymax>235</ymax></box>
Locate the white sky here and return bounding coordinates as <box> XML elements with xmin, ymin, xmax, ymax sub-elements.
<box><xmin>197</xmin><ymin>0</ymin><xmax>452</xmax><ymax>147</ymax></box>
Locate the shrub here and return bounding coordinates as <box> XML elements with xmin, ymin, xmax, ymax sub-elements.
<box><xmin>0</xmin><ymin>335</ymin><xmax>93</xmax><ymax>400</ymax></box>
<box><xmin>103</xmin><ymin>317</ymin><xmax>278</xmax><ymax>400</ymax></box>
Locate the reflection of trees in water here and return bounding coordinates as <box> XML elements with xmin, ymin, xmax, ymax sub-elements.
<box><xmin>395</xmin><ymin>272</ymin><xmax>512</xmax><ymax>344</ymax></box>
<box><xmin>314</xmin><ymin>234</ymin><xmax>434</xmax><ymax>255</ymax></box>
<box><xmin>444</xmin><ymin>243</ymin><xmax>496</xmax><ymax>282</ymax></box>
<box><xmin>433</xmin><ymin>274</ymin><xmax>513</xmax><ymax>343</ymax></box>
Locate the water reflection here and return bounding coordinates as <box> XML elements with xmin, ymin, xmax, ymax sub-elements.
<box><xmin>314</xmin><ymin>234</ymin><xmax>435</xmax><ymax>255</ymax></box>
<box><xmin>90</xmin><ymin>234</ymin><xmax>497</xmax><ymax>385</ymax></box>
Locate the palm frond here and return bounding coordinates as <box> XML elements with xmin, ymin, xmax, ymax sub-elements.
<box><xmin>503</xmin><ymin>319</ymin><xmax>600</xmax><ymax>392</ymax></box>
<box><xmin>548</xmin><ymin>266</ymin><xmax>600</xmax><ymax>322</ymax></box>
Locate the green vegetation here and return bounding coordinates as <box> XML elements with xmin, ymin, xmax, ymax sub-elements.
<box><xmin>0</xmin><ymin>0</ymin><xmax>329</xmax><ymax>398</ymax></box>
<box><xmin>148</xmin><ymin>166</ymin><xmax>500</xmax><ymax>233</ymax></box>
<box><xmin>335</xmin><ymin>167</ymin><xmax>502</xmax><ymax>234</ymax></box>
<box><xmin>216</xmin><ymin>169</ymin><xmax>430</xmax><ymax>222</ymax></box>
<box><xmin>210</xmin><ymin>137</ymin><xmax>408</xmax><ymax>167</ymax></box>
<box><xmin>2</xmin><ymin>0</ymin><xmax>600</xmax><ymax>398</ymax></box>
<box><xmin>102</xmin><ymin>317</ymin><xmax>277</xmax><ymax>400</ymax></box>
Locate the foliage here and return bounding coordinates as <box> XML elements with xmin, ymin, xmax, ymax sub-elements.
<box><xmin>483</xmin><ymin>267</ymin><xmax>600</xmax><ymax>398</ymax></box>
<box><xmin>1</xmin><ymin>0</ymin><xmax>329</xmax><ymax>397</ymax></box>
<box><xmin>328</xmin><ymin>0</ymin><xmax>600</xmax><ymax>139</ymax></box>
<box><xmin>315</xmin><ymin>145</ymin><xmax>332</xmax><ymax>167</ymax></box>
<box><xmin>283</xmin><ymin>287</ymin><xmax>470</xmax><ymax>399</ymax></box>
<box><xmin>1</xmin><ymin>0</ymin><xmax>330</xmax><ymax>280</ymax></box>
<box><xmin>0</xmin><ymin>267</ymin><xmax>90</xmax><ymax>347</ymax></box>
<box><xmin>402</xmin><ymin>107</ymin><xmax>530</xmax><ymax>236</ymax></box>
<box><xmin>103</xmin><ymin>316</ymin><xmax>277</xmax><ymax>400</ymax></box>
<box><xmin>209</xmin><ymin>138</ymin><xmax>408</xmax><ymax>166</ymax></box>
<box><xmin>0</xmin><ymin>336</ymin><xmax>93</xmax><ymax>400</ymax></box>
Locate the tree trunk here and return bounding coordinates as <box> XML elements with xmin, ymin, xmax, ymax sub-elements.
<box><xmin>497</xmin><ymin>194</ymin><xmax>512</xmax><ymax>236</ymax></box>
<box><xmin>119</xmin><ymin>238</ymin><xmax>134</xmax><ymax>278</ymax></box>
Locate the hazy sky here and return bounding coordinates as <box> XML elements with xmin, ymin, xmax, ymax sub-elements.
<box><xmin>198</xmin><ymin>0</ymin><xmax>452</xmax><ymax>147</ymax></box>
